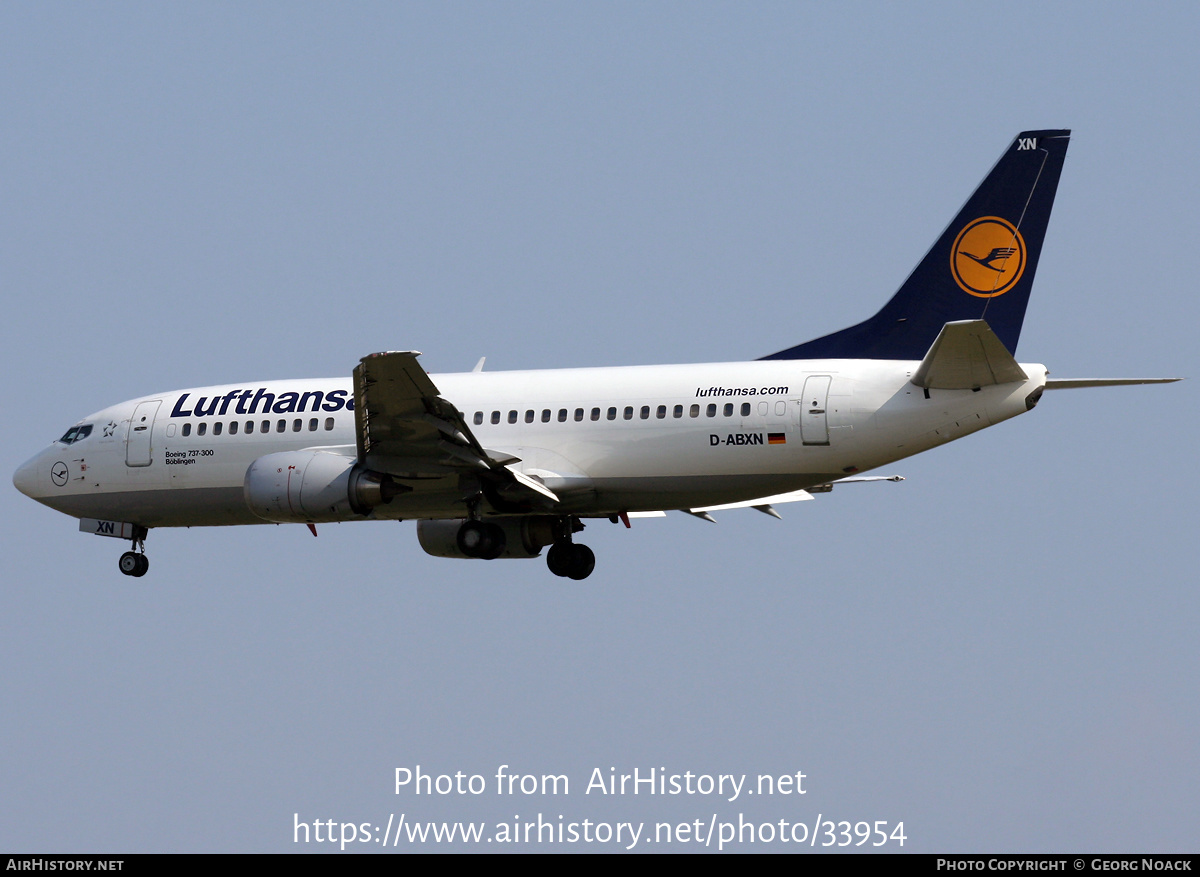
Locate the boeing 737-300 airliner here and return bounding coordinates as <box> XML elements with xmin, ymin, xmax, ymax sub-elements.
<box><xmin>12</xmin><ymin>130</ymin><xmax>1178</xmax><ymax>580</ymax></box>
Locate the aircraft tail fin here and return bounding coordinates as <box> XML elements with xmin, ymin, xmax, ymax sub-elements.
<box><xmin>761</xmin><ymin>130</ymin><xmax>1070</xmax><ymax>361</ymax></box>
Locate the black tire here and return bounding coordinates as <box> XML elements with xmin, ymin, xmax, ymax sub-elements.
<box><xmin>133</xmin><ymin>554</ymin><xmax>149</xmax><ymax>577</ymax></box>
<box><xmin>566</xmin><ymin>544</ymin><xmax>595</xmax><ymax>580</ymax></box>
<box><xmin>118</xmin><ymin>552</ymin><xmax>141</xmax><ymax>576</ymax></box>
<box><xmin>546</xmin><ymin>542</ymin><xmax>573</xmax><ymax>577</ymax></box>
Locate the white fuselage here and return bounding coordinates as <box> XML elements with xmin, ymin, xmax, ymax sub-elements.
<box><xmin>14</xmin><ymin>358</ymin><xmax>1047</xmax><ymax>529</ymax></box>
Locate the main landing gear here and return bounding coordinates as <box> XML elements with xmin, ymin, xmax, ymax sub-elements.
<box><xmin>545</xmin><ymin>542</ymin><xmax>595</xmax><ymax>580</ymax></box>
<box><xmin>452</xmin><ymin>515</ymin><xmax>597</xmax><ymax>580</ymax></box>
<box><xmin>118</xmin><ymin>529</ymin><xmax>149</xmax><ymax>577</ymax></box>
<box><xmin>545</xmin><ymin>515</ymin><xmax>594</xmax><ymax>581</ymax></box>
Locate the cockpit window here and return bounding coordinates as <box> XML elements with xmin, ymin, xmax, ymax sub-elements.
<box><xmin>57</xmin><ymin>424</ymin><xmax>93</xmax><ymax>445</ymax></box>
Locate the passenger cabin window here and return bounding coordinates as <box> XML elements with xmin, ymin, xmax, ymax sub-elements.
<box><xmin>706</xmin><ymin>404</ymin><xmax>716</xmax><ymax>417</ymax></box>
<box><xmin>309</xmin><ymin>418</ymin><xmax>318</xmax><ymax>431</ymax></box>
<box><xmin>624</xmin><ymin>406</ymin><xmax>633</xmax><ymax>420</ymax></box>
<box><xmin>525</xmin><ymin>410</ymin><xmax>534</xmax><ymax>423</ymax></box>
<box><xmin>741</xmin><ymin>403</ymin><xmax>751</xmax><ymax>416</ymax></box>
<box><xmin>276</xmin><ymin>420</ymin><xmax>286</xmax><ymax>433</ymax></box>
<box><xmin>508</xmin><ymin>410</ymin><xmax>518</xmax><ymax>424</ymax></box>
<box><xmin>673</xmin><ymin>404</ymin><xmax>683</xmax><ymax>418</ymax></box>
<box><xmin>689</xmin><ymin>404</ymin><xmax>700</xmax><ymax>418</ymax></box>
<box><xmin>197</xmin><ymin>423</ymin><xmax>207</xmax><ymax>436</ymax></box>
<box><xmin>724</xmin><ymin>403</ymin><xmax>734</xmax><ymax>416</ymax></box>
<box><xmin>590</xmin><ymin>407</ymin><xmax>600</xmax><ymax>421</ymax></box>
<box><xmin>229</xmin><ymin>421</ymin><xmax>239</xmax><ymax>435</ymax></box>
<box><xmin>474</xmin><ymin>412</ymin><xmax>483</xmax><ymax>426</ymax></box>
<box><xmin>640</xmin><ymin>406</ymin><xmax>650</xmax><ymax>420</ymax></box>
<box><xmin>244</xmin><ymin>421</ymin><xmax>254</xmax><ymax>434</ymax></box>
<box><xmin>182</xmin><ymin>423</ymin><xmax>191</xmax><ymax>437</ymax></box>
<box><xmin>262</xmin><ymin>420</ymin><xmax>270</xmax><ymax>433</ymax></box>
<box><xmin>541</xmin><ymin>409</ymin><xmax>551</xmax><ymax>423</ymax></box>
<box><xmin>324</xmin><ymin>417</ymin><xmax>335</xmax><ymax>431</ymax></box>
<box><xmin>558</xmin><ymin>408</ymin><xmax>567</xmax><ymax>422</ymax></box>
<box><xmin>213</xmin><ymin>422</ymin><xmax>223</xmax><ymax>436</ymax></box>
<box><xmin>491</xmin><ymin>411</ymin><xmax>500</xmax><ymax>425</ymax></box>
<box><xmin>607</xmin><ymin>407</ymin><xmax>617</xmax><ymax>421</ymax></box>
<box><xmin>656</xmin><ymin>405</ymin><xmax>666</xmax><ymax>419</ymax></box>
<box><xmin>574</xmin><ymin>408</ymin><xmax>584</xmax><ymax>422</ymax></box>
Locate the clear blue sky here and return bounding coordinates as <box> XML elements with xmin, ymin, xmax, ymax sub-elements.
<box><xmin>2</xmin><ymin>1</ymin><xmax>1195</xmax><ymax>852</ymax></box>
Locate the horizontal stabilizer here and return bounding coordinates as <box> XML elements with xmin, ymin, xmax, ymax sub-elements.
<box><xmin>911</xmin><ymin>320</ymin><xmax>1028</xmax><ymax>390</ymax></box>
<box><xmin>1044</xmin><ymin>378</ymin><xmax>1181</xmax><ymax>389</ymax></box>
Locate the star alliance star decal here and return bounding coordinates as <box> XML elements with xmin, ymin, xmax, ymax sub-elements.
<box><xmin>103</xmin><ymin>421</ymin><xmax>117</xmax><ymax>437</ymax></box>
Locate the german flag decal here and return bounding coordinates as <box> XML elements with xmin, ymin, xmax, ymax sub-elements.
<box><xmin>768</xmin><ymin>433</ymin><xmax>786</xmax><ymax>445</ymax></box>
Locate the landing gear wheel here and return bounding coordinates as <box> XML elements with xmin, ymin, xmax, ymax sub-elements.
<box><xmin>456</xmin><ymin>521</ymin><xmax>506</xmax><ymax>559</ymax></box>
<box><xmin>546</xmin><ymin>542</ymin><xmax>573</xmax><ymax>577</ymax></box>
<box><xmin>119</xmin><ymin>552</ymin><xmax>149</xmax><ymax>577</ymax></box>
<box><xmin>546</xmin><ymin>543</ymin><xmax>595</xmax><ymax>580</ymax></box>
<box><xmin>565</xmin><ymin>543</ymin><xmax>595</xmax><ymax>580</ymax></box>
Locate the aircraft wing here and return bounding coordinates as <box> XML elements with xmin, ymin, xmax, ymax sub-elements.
<box><xmin>680</xmin><ymin>489</ymin><xmax>814</xmax><ymax>522</ymax></box>
<box><xmin>353</xmin><ymin>351</ymin><xmax>560</xmax><ymax>504</ymax></box>
<box><xmin>628</xmin><ymin>476</ymin><xmax>904</xmax><ymax>522</ymax></box>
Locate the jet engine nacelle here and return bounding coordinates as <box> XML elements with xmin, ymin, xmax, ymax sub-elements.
<box><xmin>417</xmin><ymin>517</ymin><xmax>556</xmax><ymax>559</ymax></box>
<box><xmin>244</xmin><ymin>450</ymin><xmax>402</xmax><ymax>523</ymax></box>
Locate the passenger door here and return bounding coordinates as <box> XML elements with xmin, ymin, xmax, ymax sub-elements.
<box><xmin>125</xmin><ymin>401</ymin><xmax>161</xmax><ymax>467</ymax></box>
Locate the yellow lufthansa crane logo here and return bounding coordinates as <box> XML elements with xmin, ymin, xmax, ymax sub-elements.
<box><xmin>950</xmin><ymin>216</ymin><xmax>1026</xmax><ymax>298</ymax></box>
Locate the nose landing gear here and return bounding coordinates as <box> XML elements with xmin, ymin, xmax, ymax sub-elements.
<box><xmin>118</xmin><ymin>551</ymin><xmax>149</xmax><ymax>577</ymax></box>
<box><xmin>117</xmin><ymin>527</ymin><xmax>150</xmax><ymax>577</ymax></box>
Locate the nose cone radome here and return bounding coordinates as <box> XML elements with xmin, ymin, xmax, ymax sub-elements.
<box><xmin>13</xmin><ymin>453</ymin><xmax>44</xmax><ymax>500</ymax></box>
